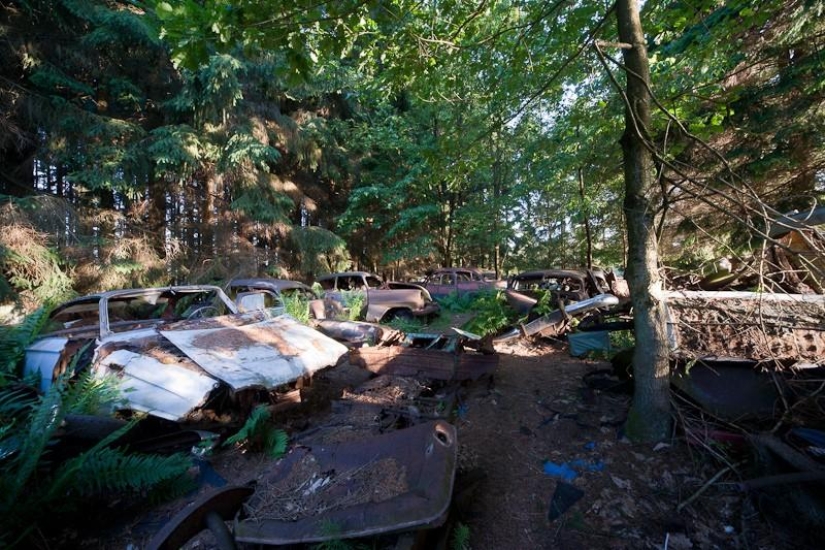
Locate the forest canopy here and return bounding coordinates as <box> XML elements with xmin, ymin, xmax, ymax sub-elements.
<box><xmin>1</xmin><ymin>0</ymin><xmax>823</xmax><ymax>309</ymax></box>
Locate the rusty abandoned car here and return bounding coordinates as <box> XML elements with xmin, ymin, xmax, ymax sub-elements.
<box><xmin>225</xmin><ymin>278</ymin><xmax>319</xmax><ymax>314</ymax></box>
<box><xmin>24</xmin><ymin>285</ymin><xmax>347</xmax><ymax>423</ymax></box>
<box><xmin>422</xmin><ymin>267</ymin><xmax>505</xmax><ymax>298</ymax></box>
<box><xmin>315</xmin><ymin>271</ymin><xmax>440</xmax><ymax>323</ymax></box>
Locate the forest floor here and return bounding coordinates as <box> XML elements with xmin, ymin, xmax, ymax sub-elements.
<box><xmin>78</xmin><ymin>338</ymin><xmax>817</xmax><ymax>550</ymax></box>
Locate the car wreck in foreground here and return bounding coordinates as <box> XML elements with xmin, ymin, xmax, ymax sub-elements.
<box><xmin>24</xmin><ymin>286</ymin><xmax>348</xmax><ymax>423</ymax></box>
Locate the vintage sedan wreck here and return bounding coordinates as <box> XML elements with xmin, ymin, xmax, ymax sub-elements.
<box><xmin>225</xmin><ymin>277</ymin><xmax>319</xmax><ymax>314</ymax></box>
<box><xmin>315</xmin><ymin>271</ymin><xmax>440</xmax><ymax>323</ymax></box>
<box><xmin>422</xmin><ymin>267</ymin><xmax>505</xmax><ymax>298</ymax></box>
<box><xmin>24</xmin><ymin>286</ymin><xmax>348</xmax><ymax>423</ymax></box>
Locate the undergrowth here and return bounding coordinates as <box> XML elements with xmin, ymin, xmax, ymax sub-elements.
<box><xmin>223</xmin><ymin>404</ymin><xmax>288</xmax><ymax>458</ymax></box>
<box><xmin>283</xmin><ymin>292</ymin><xmax>312</xmax><ymax>323</ymax></box>
<box><xmin>0</xmin><ymin>308</ymin><xmax>195</xmax><ymax>548</ymax></box>
<box><xmin>454</xmin><ymin>290</ymin><xmax>518</xmax><ymax>337</ymax></box>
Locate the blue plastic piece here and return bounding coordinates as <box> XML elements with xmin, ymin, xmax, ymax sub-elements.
<box><xmin>542</xmin><ymin>461</ymin><xmax>578</xmax><ymax>481</ymax></box>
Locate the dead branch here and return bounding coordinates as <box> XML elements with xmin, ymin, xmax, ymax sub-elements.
<box><xmin>676</xmin><ymin>460</ymin><xmax>746</xmax><ymax>513</ymax></box>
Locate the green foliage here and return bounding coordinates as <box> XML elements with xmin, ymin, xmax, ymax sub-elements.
<box><xmin>291</xmin><ymin>227</ymin><xmax>351</xmax><ymax>279</ymax></box>
<box><xmin>283</xmin><ymin>293</ymin><xmax>312</xmax><ymax>324</ymax></box>
<box><xmin>385</xmin><ymin>315</ymin><xmax>425</xmax><ymax>333</ymax></box>
<box><xmin>148</xmin><ymin>124</ymin><xmax>205</xmax><ymax>175</ymax></box>
<box><xmin>221</xmin><ymin>130</ymin><xmax>281</xmax><ymax>172</ymax></box>
<box><xmin>436</xmin><ymin>291</ymin><xmax>478</xmax><ymax>314</ymax></box>
<box><xmin>461</xmin><ymin>291</ymin><xmax>517</xmax><ymax>337</ymax></box>
<box><xmin>58</xmin><ymin>446</ymin><xmax>193</xmax><ymax>501</ymax></box>
<box><xmin>338</xmin><ymin>291</ymin><xmax>366</xmax><ymax>322</ymax></box>
<box><xmin>451</xmin><ymin>522</ymin><xmax>471</xmax><ymax>550</ymax></box>
<box><xmin>610</xmin><ymin>330</ymin><xmax>636</xmax><ymax>354</ymax></box>
<box><xmin>0</xmin><ymin>306</ymin><xmax>52</xmax><ymax>380</ymax></box>
<box><xmin>62</xmin><ymin>368</ymin><xmax>126</xmax><ymax>416</ymax></box>
<box><xmin>231</xmin><ymin>186</ymin><xmax>294</xmax><ymax>224</ymax></box>
<box><xmin>224</xmin><ymin>405</ymin><xmax>289</xmax><ymax>458</ymax></box>
<box><xmin>0</xmin><ymin>374</ymin><xmax>193</xmax><ymax>547</ymax></box>
<box><xmin>311</xmin><ymin>520</ymin><xmax>369</xmax><ymax>550</ymax></box>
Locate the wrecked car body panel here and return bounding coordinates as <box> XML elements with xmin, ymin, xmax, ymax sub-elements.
<box><xmin>506</xmin><ymin>268</ymin><xmax>617</xmax><ymax>305</ymax></box>
<box><xmin>234</xmin><ymin>420</ymin><xmax>457</xmax><ymax>545</ymax></box>
<box><xmin>313</xmin><ymin>319</ymin><xmax>387</xmax><ymax>346</ymax></box>
<box><xmin>359</xmin><ymin>288</ymin><xmax>440</xmax><ymax>323</ymax></box>
<box><xmin>664</xmin><ymin>290</ymin><xmax>825</xmax><ymax>363</ymax></box>
<box><xmin>24</xmin><ymin>286</ymin><xmax>348</xmax><ymax>422</ymax></box>
<box><xmin>159</xmin><ymin>313</ymin><xmax>347</xmax><ymax>390</ymax></box>
<box><xmin>506</xmin><ymin>269</ymin><xmax>592</xmax><ymax>303</ymax></box>
<box><xmin>671</xmin><ymin>357</ymin><xmax>781</xmax><ymax>421</ymax></box>
<box><xmin>95</xmin><ymin>349</ymin><xmax>217</xmax><ymax>421</ymax></box>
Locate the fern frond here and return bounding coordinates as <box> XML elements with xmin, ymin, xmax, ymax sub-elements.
<box><xmin>0</xmin><ymin>386</ymin><xmax>37</xmax><ymax>419</ymax></box>
<box><xmin>223</xmin><ymin>406</ymin><xmax>289</xmax><ymax>458</ymax></box>
<box><xmin>63</xmin><ymin>369</ymin><xmax>124</xmax><ymax>416</ymax></box>
<box><xmin>263</xmin><ymin>428</ymin><xmax>289</xmax><ymax>459</ymax></box>
<box><xmin>58</xmin><ymin>447</ymin><xmax>192</xmax><ymax>497</ymax></box>
<box><xmin>1</xmin><ymin>384</ymin><xmax>66</xmax><ymax>508</ymax></box>
<box><xmin>0</xmin><ymin>307</ymin><xmax>53</xmax><ymax>377</ymax></box>
<box><xmin>224</xmin><ymin>404</ymin><xmax>270</xmax><ymax>447</ymax></box>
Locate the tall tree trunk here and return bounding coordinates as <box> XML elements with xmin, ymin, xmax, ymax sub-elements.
<box><xmin>578</xmin><ymin>167</ymin><xmax>593</xmax><ymax>269</ymax></box>
<box><xmin>617</xmin><ymin>0</ymin><xmax>672</xmax><ymax>442</ymax></box>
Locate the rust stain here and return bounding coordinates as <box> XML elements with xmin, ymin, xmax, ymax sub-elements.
<box><xmin>190</xmin><ymin>324</ymin><xmax>301</xmax><ymax>356</ymax></box>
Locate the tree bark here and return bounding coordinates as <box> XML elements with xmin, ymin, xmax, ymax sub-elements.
<box><xmin>616</xmin><ymin>0</ymin><xmax>672</xmax><ymax>442</ymax></box>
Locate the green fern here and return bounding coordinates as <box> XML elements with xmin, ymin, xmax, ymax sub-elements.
<box><xmin>436</xmin><ymin>291</ymin><xmax>476</xmax><ymax>313</ymax></box>
<box><xmin>461</xmin><ymin>291</ymin><xmax>515</xmax><ymax>337</ymax></box>
<box><xmin>451</xmin><ymin>522</ymin><xmax>471</xmax><ymax>550</ymax></box>
<box><xmin>224</xmin><ymin>405</ymin><xmax>289</xmax><ymax>458</ymax></box>
<box><xmin>63</xmin><ymin>369</ymin><xmax>126</xmax><ymax>416</ymax></box>
<box><xmin>58</xmin><ymin>446</ymin><xmax>193</xmax><ymax>497</ymax></box>
<box><xmin>0</xmin><ymin>307</ymin><xmax>54</xmax><ymax>378</ymax></box>
<box><xmin>262</xmin><ymin>428</ymin><xmax>289</xmax><ymax>459</ymax></box>
<box><xmin>0</xmin><ymin>378</ymin><xmax>193</xmax><ymax>547</ymax></box>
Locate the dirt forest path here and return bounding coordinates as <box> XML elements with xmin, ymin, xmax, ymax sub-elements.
<box><xmin>455</xmin><ymin>341</ymin><xmax>806</xmax><ymax>550</ymax></box>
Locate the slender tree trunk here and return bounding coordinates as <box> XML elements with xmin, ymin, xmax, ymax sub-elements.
<box><xmin>578</xmin><ymin>167</ymin><xmax>593</xmax><ymax>269</ymax></box>
<box><xmin>617</xmin><ymin>0</ymin><xmax>672</xmax><ymax>442</ymax></box>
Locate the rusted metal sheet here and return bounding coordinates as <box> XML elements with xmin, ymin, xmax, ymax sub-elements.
<box><xmin>234</xmin><ymin>420</ymin><xmax>457</xmax><ymax>545</ymax></box>
<box><xmin>314</xmin><ymin>319</ymin><xmax>388</xmax><ymax>346</ymax></box>
<box><xmin>161</xmin><ymin>314</ymin><xmax>348</xmax><ymax>390</ymax></box>
<box><xmin>349</xmin><ymin>333</ymin><xmax>498</xmax><ymax>381</ymax></box>
<box><xmin>671</xmin><ymin>358</ymin><xmax>780</xmax><ymax>420</ymax></box>
<box><xmin>25</xmin><ymin>336</ymin><xmax>70</xmax><ymax>392</ymax></box>
<box><xmin>95</xmin><ymin>349</ymin><xmax>218</xmax><ymax>421</ymax></box>
<box><xmin>664</xmin><ymin>290</ymin><xmax>825</xmax><ymax>363</ymax></box>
